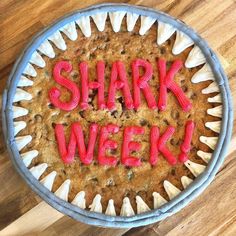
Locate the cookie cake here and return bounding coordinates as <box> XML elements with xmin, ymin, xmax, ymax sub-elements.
<box><xmin>2</xmin><ymin>4</ymin><xmax>233</xmax><ymax>227</ymax></box>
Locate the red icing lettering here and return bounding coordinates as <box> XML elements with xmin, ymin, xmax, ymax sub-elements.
<box><xmin>96</xmin><ymin>61</ymin><xmax>106</xmax><ymax>109</ymax></box>
<box><xmin>150</xmin><ymin>126</ymin><xmax>177</xmax><ymax>165</ymax></box>
<box><xmin>132</xmin><ymin>59</ymin><xmax>157</xmax><ymax>109</ymax></box>
<box><xmin>55</xmin><ymin>122</ymin><xmax>98</xmax><ymax>164</ymax></box>
<box><xmin>54</xmin><ymin>122</ymin><xmax>194</xmax><ymax>167</ymax></box>
<box><xmin>157</xmin><ymin>59</ymin><xmax>192</xmax><ymax>112</ymax></box>
<box><xmin>121</xmin><ymin>126</ymin><xmax>145</xmax><ymax>167</ymax></box>
<box><xmin>79</xmin><ymin>61</ymin><xmax>106</xmax><ymax>110</ymax></box>
<box><xmin>98</xmin><ymin>124</ymin><xmax>119</xmax><ymax>166</ymax></box>
<box><xmin>49</xmin><ymin>61</ymin><xmax>80</xmax><ymax>111</ymax></box>
<box><xmin>179</xmin><ymin>120</ymin><xmax>195</xmax><ymax>162</ymax></box>
<box><xmin>150</xmin><ymin>126</ymin><xmax>159</xmax><ymax>165</ymax></box>
<box><xmin>79</xmin><ymin>62</ymin><xmax>90</xmax><ymax>109</ymax></box>
<box><xmin>107</xmin><ymin>61</ymin><xmax>134</xmax><ymax>110</ymax></box>
<box><xmin>50</xmin><ymin>59</ymin><xmax>195</xmax><ymax>169</ymax></box>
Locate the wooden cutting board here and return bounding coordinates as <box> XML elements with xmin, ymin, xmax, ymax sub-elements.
<box><xmin>0</xmin><ymin>0</ymin><xmax>235</xmax><ymax>235</ymax></box>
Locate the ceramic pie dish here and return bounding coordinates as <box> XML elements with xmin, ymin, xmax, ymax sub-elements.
<box><xmin>2</xmin><ymin>3</ymin><xmax>233</xmax><ymax>228</ymax></box>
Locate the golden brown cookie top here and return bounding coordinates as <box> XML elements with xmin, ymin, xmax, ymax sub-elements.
<box><xmin>12</xmin><ymin>11</ymin><xmax>222</xmax><ymax>216</ymax></box>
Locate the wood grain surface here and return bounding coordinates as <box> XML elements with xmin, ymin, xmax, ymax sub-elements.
<box><xmin>0</xmin><ymin>0</ymin><xmax>235</xmax><ymax>235</ymax></box>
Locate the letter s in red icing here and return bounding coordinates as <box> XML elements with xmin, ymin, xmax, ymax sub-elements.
<box><xmin>49</xmin><ymin>61</ymin><xmax>80</xmax><ymax>111</ymax></box>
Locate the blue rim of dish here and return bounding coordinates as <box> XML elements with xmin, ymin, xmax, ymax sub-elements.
<box><xmin>2</xmin><ymin>3</ymin><xmax>233</xmax><ymax>228</ymax></box>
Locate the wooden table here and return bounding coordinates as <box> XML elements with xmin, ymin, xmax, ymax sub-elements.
<box><xmin>0</xmin><ymin>0</ymin><xmax>235</xmax><ymax>235</ymax></box>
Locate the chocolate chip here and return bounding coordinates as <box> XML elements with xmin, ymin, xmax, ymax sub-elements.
<box><xmin>182</xmin><ymin>85</ymin><xmax>188</xmax><ymax>92</ymax></box>
<box><xmin>91</xmin><ymin>177</ymin><xmax>98</xmax><ymax>184</ymax></box>
<box><xmin>52</xmin><ymin>122</ymin><xmax>56</xmax><ymax>128</ymax></box>
<box><xmin>121</xmin><ymin>50</ymin><xmax>126</xmax><ymax>54</ymax></box>
<box><xmin>118</xmin><ymin>97</ymin><xmax>123</xmax><ymax>104</ymax></box>
<box><xmin>140</xmin><ymin>119</ymin><xmax>148</xmax><ymax>126</ymax></box>
<box><xmin>118</xmin><ymin>97</ymin><xmax>125</xmax><ymax>110</ymax></box>
<box><xmin>163</xmin><ymin>119</ymin><xmax>170</xmax><ymax>125</ymax></box>
<box><xmin>160</xmin><ymin>47</ymin><xmax>166</xmax><ymax>54</ymax></box>
<box><xmin>104</xmin><ymin>37</ymin><xmax>110</xmax><ymax>42</ymax></box>
<box><xmin>89</xmin><ymin>53</ymin><xmax>96</xmax><ymax>60</ymax></box>
<box><xmin>88</xmin><ymin>100</ymin><xmax>93</xmax><ymax>106</ymax></box>
<box><xmin>111</xmin><ymin>110</ymin><xmax>118</xmax><ymax>118</ymax></box>
<box><xmin>125</xmin><ymin>166</ymin><xmax>131</xmax><ymax>170</ymax></box>
<box><xmin>34</xmin><ymin>114</ymin><xmax>42</xmax><ymax>122</ymax></box>
<box><xmin>79</xmin><ymin>110</ymin><xmax>85</xmax><ymax>118</ymax></box>
<box><xmin>110</xmin><ymin>149</ymin><xmax>117</xmax><ymax>155</ymax></box>
<box><xmin>89</xmin><ymin>91</ymin><xmax>96</xmax><ymax>101</ymax></box>
<box><xmin>125</xmin><ymin>113</ymin><xmax>130</xmax><ymax>119</ymax></box>
<box><xmin>37</xmin><ymin>91</ymin><xmax>42</xmax><ymax>96</ymax></box>
<box><xmin>171</xmin><ymin>169</ymin><xmax>176</xmax><ymax>175</ymax></box>
<box><xmin>71</xmin><ymin>72</ymin><xmax>78</xmax><ymax>79</ymax></box>
<box><xmin>171</xmin><ymin>110</ymin><xmax>180</xmax><ymax>119</ymax></box>
<box><xmin>48</xmin><ymin>103</ymin><xmax>55</xmax><ymax>109</ymax></box>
